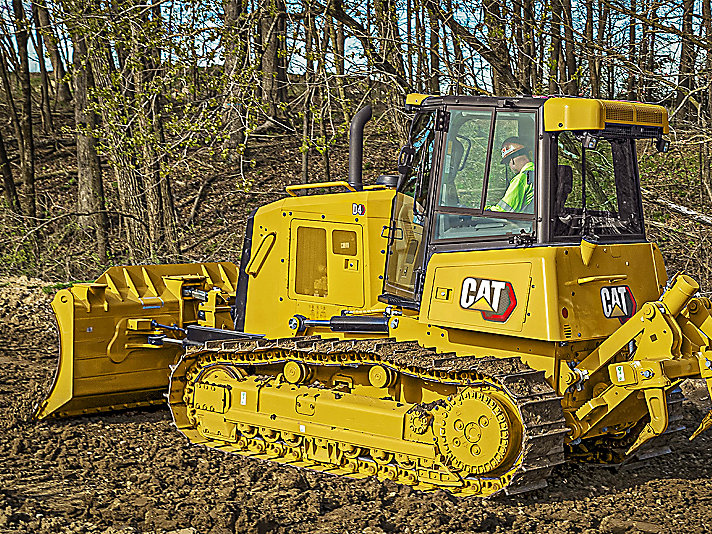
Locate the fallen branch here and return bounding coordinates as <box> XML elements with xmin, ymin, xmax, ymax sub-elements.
<box><xmin>188</xmin><ymin>174</ymin><xmax>219</xmax><ymax>225</ymax></box>
<box><xmin>641</xmin><ymin>188</ymin><xmax>712</xmax><ymax>227</ymax></box>
<box><xmin>646</xmin><ymin>219</ymin><xmax>689</xmax><ymax>236</ymax></box>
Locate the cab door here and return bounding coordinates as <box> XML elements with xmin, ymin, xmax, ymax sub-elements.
<box><xmin>382</xmin><ymin>111</ymin><xmax>438</xmax><ymax>304</ymax></box>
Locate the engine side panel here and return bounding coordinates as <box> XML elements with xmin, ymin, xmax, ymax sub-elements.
<box><xmin>242</xmin><ymin>189</ymin><xmax>396</xmax><ymax>338</ymax></box>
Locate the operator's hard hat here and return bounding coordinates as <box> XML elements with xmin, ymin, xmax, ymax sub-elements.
<box><xmin>500</xmin><ymin>137</ymin><xmax>529</xmax><ymax>164</ymax></box>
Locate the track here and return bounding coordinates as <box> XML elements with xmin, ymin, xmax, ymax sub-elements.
<box><xmin>168</xmin><ymin>337</ymin><xmax>569</xmax><ymax>497</ymax></box>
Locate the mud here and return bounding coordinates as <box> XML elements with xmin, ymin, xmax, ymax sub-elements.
<box><xmin>1</xmin><ymin>279</ymin><xmax>711</xmax><ymax>533</ymax></box>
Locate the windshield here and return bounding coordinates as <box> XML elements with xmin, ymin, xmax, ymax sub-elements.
<box><xmin>433</xmin><ymin>109</ymin><xmax>536</xmax><ymax>241</ymax></box>
<box><xmin>552</xmin><ymin>131</ymin><xmax>643</xmax><ymax>238</ymax></box>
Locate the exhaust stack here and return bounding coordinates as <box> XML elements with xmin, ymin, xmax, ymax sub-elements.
<box><xmin>348</xmin><ymin>105</ymin><xmax>372</xmax><ymax>191</ymax></box>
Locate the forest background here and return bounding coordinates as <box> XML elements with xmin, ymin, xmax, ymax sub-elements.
<box><xmin>0</xmin><ymin>0</ymin><xmax>711</xmax><ymax>284</ymax></box>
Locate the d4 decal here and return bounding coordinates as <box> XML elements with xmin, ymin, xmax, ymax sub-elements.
<box><xmin>460</xmin><ymin>278</ymin><xmax>517</xmax><ymax>322</ymax></box>
<box><xmin>600</xmin><ymin>285</ymin><xmax>636</xmax><ymax>323</ymax></box>
<box><xmin>352</xmin><ymin>203</ymin><xmax>366</xmax><ymax>216</ymax></box>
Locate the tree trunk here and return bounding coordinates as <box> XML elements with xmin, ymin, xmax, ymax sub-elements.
<box><xmin>704</xmin><ymin>0</ymin><xmax>712</xmax><ymax>118</ymax></box>
<box><xmin>626</xmin><ymin>0</ymin><xmax>637</xmax><ymax>100</ymax></box>
<box><xmin>131</xmin><ymin>2</ymin><xmax>178</xmax><ymax>258</ymax></box>
<box><xmin>415</xmin><ymin>3</ymin><xmax>425</xmax><ymax>91</ymax></box>
<box><xmin>561</xmin><ymin>0</ymin><xmax>578</xmax><ymax>95</ymax></box>
<box><xmin>548</xmin><ymin>0</ymin><xmax>562</xmax><ymax>94</ymax></box>
<box><xmin>327</xmin><ymin>0</ymin><xmax>349</xmax><ymax>127</ymax></box>
<box><xmin>597</xmin><ymin>1</ymin><xmax>609</xmax><ymax>98</ymax></box>
<box><xmin>427</xmin><ymin>6</ymin><xmax>439</xmax><ymax>93</ymax></box>
<box><xmin>522</xmin><ymin>0</ymin><xmax>534</xmax><ymax>92</ymax></box>
<box><xmin>375</xmin><ymin>0</ymin><xmax>406</xmax><ymax>86</ymax></box>
<box><xmin>314</xmin><ymin>9</ymin><xmax>331</xmax><ymax>181</ymax></box>
<box><xmin>677</xmin><ymin>0</ymin><xmax>695</xmax><ymax>120</ymax></box>
<box><xmin>152</xmin><ymin>0</ymin><xmax>178</xmax><ymax>255</ymax></box>
<box><xmin>32</xmin><ymin>1</ymin><xmax>54</xmax><ymax>135</ymax></box>
<box><xmin>35</xmin><ymin>0</ymin><xmax>72</xmax><ymax>103</ymax></box>
<box><xmin>89</xmin><ymin>46</ymin><xmax>150</xmax><ymax>259</ymax></box>
<box><xmin>222</xmin><ymin>0</ymin><xmax>248</xmax><ymax>151</ymax></box>
<box><xmin>0</xmin><ymin>129</ymin><xmax>20</xmax><ymax>213</ymax></box>
<box><xmin>0</xmin><ymin>48</ymin><xmax>23</xmax><ymax>157</ymax></box>
<box><xmin>13</xmin><ymin>0</ymin><xmax>36</xmax><ymax>219</ymax></box>
<box><xmin>301</xmin><ymin>2</ymin><xmax>313</xmax><ymax>184</ymax></box>
<box><xmin>406</xmin><ymin>0</ymin><xmax>413</xmax><ymax>85</ymax></box>
<box><xmin>261</xmin><ymin>0</ymin><xmax>286</xmax><ymax>118</ymax></box>
<box><xmin>585</xmin><ymin>0</ymin><xmax>598</xmax><ymax>97</ymax></box>
<box><xmin>72</xmin><ymin>30</ymin><xmax>108</xmax><ymax>261</ymax></box>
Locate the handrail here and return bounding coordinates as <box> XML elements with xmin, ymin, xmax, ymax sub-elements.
<box><xmin>576</xmin><ymin>274</ymin><xmax>628</xmax><ymax>285</ymax></box>
<box><xmin>286</xmin><ymin>180</ymin><xmax>357</xmax><ymax>196</ymax></box>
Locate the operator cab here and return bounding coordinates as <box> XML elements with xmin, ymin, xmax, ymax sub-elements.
<box><xmin>382</xmin><ymin>94</ymin><xmax>669</xmax><ymax>307</ymax></box>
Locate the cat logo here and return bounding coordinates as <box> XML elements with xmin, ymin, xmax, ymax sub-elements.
<box><xmin>600</xmin><ymin>285</ymin><xmax>636</xmax><ymax>323</ymax></box>
<box><xmin>460</xmin><ymin>277</ymin><xmax>517</xmax><ymax>322</ymax></box>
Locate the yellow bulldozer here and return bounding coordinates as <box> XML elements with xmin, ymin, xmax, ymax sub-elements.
<box><xmin>36</xmin><ymin>94</ymin><xmax>712</xmax><ymax>497</ymax></box>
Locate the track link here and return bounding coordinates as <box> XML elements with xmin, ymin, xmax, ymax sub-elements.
<box><xmin>168</xmin><ymin>337</ymin><xmax>568</xmax><ymax>497</ymax></box>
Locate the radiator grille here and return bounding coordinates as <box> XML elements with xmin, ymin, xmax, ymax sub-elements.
<box><xmin>603</xmin><ymin>102</ymin><xmax>634</xmax><ymax>123</ymax></box>
<box><xmin>635</xmin><ymin>107</ymin><xmax>664</xmax><ymax>125</ymax></box>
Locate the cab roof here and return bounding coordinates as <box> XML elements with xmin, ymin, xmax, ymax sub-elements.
<box><xmin>405</xmin><ymin>93</ymin><xmax>669</xmax><ymax>135</ymax></box>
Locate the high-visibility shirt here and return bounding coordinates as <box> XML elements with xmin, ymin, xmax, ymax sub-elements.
<box><xmin>488</xmin><ymin>161</ymin><xmax>534</xmax><ymax>213</ymax></box>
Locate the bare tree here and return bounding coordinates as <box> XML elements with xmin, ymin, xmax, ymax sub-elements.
<box><xmin>12</xmin><ymin>0</ymin><xmax>36</xmax><ymax>219</ymax></box>
<box><xmin>35</xmin><ymin>0</ymin><xmax>72</xmax><ymax>103</ymax></box>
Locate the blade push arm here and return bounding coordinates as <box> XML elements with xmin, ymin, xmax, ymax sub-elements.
<box><xmin>559</xmin><ymin>274</ymin><xmax>712</xmax><ymax>449</ymax></box>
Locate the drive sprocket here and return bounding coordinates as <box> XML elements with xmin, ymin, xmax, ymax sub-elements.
<box><xmin>435</xmin><ymin>388</ymin><xmax>522</xmax><ymax>475</ymax></box>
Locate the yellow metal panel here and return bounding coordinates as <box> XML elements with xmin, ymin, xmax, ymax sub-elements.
<box><xmin>544</xmin><ymin>98</ymin><xmax>606</xmax><ymax>131</ymax></box>
<box><xmin>243</xmin><ymin>189</ymin><xmax>395</xmax><ymax>337</ymax></box>
<box><xmin>405</xmin><ymin>93</ymin><xmax>432</xmax><ymax>106</ymax></box>
<box><xmin>419</xmin><ymin>242</ymin><xmax>663</xmax><ymax>343</ymax></box>
<box><xmin>427</xmin><ymin>262</ymin><xmax>532</xmax><ymax>333</ymax></box>
<box><xmin>544</xmin><ymin>98</ymin><xmax>669</xmax><ymax>134</ymax></box>
<box><xmin>288</xmin><ymin>220</ymin><xmax>365</xmax><ymax>307</ymax></box>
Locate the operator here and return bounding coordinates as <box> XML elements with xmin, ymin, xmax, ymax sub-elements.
<box><xmin>487</xmin><ymin>137</ymin><xmax>534</xmax><ymax>213</ymax></box>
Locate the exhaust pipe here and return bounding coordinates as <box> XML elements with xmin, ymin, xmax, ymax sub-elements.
<box><xmin>348</xmin><ymin>105</ymin><xmax>372</xmax><ymax>191</ymax></box>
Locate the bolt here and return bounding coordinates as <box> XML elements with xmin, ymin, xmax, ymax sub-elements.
<box><xmin>288</xmin><ymin>317</ymin><xmax>299</xmax><ymax>330</ymax></box>
<box><xmin>641</xmin><ymin>369</ymin><xmax>654</xmax><ymax>379</ymax></box>
<box><xmin>390</xmin><ymin>318</ymin><xmax>399</xmax><ymax>329</ymax></box>
<box><xmin>706</xmin><ymin>359</ymin><xmax>712</xmax><ymax>370</ymax></box>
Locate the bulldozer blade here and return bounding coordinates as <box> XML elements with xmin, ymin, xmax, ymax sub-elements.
<box><xmin>34</xmin><ymin>262</ymin><xmax>238</xmax><ymax>419</ymax></box>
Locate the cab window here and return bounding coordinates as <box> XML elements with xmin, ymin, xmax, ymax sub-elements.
<box><xmin>433</xmin><ymin>109</ymin><xmax>536</xmax><ymax>242</ymax></box>
<box><xmin>552</xmin><ymin>131</ymin><xmax>643</xmax><ymax>238</ymax></box>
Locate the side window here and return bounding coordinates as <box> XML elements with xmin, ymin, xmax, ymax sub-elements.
<box><xmin>485</xmin><ymin>111</ymin><xmax>536</xmax><ymax>214</ymax></box>
<box><xmin>432</xmin><ymin>109</ymin><xmax>536</xmax><ymax>242</ymax></box>
<box><xmin>295</xmin><ymin>227</ymin><xmax>328</xmax><ymax>296</ymax></box>
<box><xmin>439</xmin><ymin>110</ymin><xmax>492</xmax><ymax>210</ymax></box>
<box><xmin>557</xmin><ymin>132</ymin><xmax>617</xmax><ymax>213</ymax></box>
<box><xmin>332</xmin><ymin>230</ymin><xmax>357</xmax><ymax>256</ymax></box>
<box><xmin>553</xmin><ymin>132</ymin><xmax>643</xmax><ymax>237</ymax></box>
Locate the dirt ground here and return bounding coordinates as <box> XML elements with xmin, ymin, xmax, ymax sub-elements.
<box><xmin>1</xmin><ymin>277</ymin><xmax>711</xmax><ymax>534</ymax></box>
